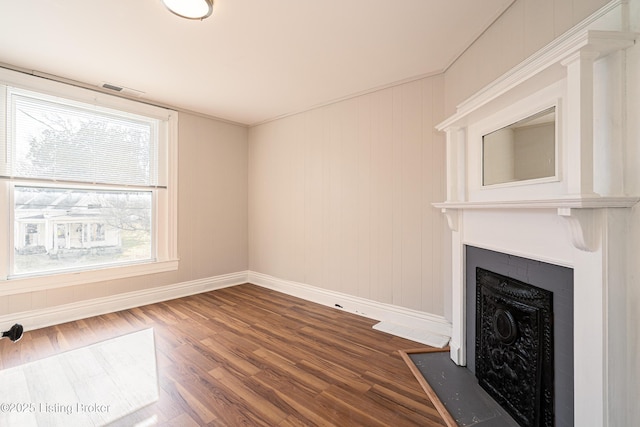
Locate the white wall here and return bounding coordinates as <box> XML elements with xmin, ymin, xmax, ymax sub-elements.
<box><xmin>249</xmin><ymin>77</ymin><xmax>449</xmax><ymax>316</ymax></box>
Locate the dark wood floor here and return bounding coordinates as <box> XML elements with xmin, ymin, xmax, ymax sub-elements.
<box><xmin>0</xmin><ymin>283</ymin><xmax>446</xmax><ymax>426</ymax></box>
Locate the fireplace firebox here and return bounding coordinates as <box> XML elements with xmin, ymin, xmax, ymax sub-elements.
<box><xmin>466</xmin><ymin>246</ymin><xmax>573</xmax><ymax>427</ymax></box>
<box><xmin>476</xmin><ymin>267</ymin><xmax>554</xmax><ymax>427</ymax></box>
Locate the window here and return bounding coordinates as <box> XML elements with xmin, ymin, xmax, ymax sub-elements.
<box><xmin>0</xmin><ymin>67</ymin><xmax>178</xmax><ymax>291</ymax></box>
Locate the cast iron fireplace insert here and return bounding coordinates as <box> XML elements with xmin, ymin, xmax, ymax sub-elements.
<box><xmin>475</xmin><ymin>267</ymin><xmax>554</xmax><ymax>427</ymax></box>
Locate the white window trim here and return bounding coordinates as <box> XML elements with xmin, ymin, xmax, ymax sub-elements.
<box><xmin>0</xmin><ymin>67</ymin><xmax>179</xmax><ymax>295</ymax></box>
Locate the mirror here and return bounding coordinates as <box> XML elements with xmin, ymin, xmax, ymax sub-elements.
<box><xmin>482</xmin><ymin>107</ymin><xmax>556</xmax><ymax>186</ymax></box>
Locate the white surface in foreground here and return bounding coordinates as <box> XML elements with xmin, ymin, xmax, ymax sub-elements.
<box><xmin>0</xmin><ymin>328</ymin><xmax>158</xmax><ymax>426</ymax></box>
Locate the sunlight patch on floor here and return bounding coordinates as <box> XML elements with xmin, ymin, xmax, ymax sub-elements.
<box><xmin>0</xmin><ymin>328</ymin><xmax>158</xmax><ymax>426</ymax></box>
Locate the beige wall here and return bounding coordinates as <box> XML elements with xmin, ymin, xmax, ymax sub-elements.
<box><xmin>249</xmin><ymin>77</ymin><xmax>449</xmax><ymax>316</ymax></box>
<box><xmin>176</xmin><ymin>114</ymin><xmax>248</xmax><ymax>281</ymax></box>
<box><xmin>0</xmin><ymin>112</ymin><xmax>248</xmax><ymax>315</ymax></box>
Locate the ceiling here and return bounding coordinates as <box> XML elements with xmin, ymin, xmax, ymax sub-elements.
<box><xmin>0</xmin><ymin>0</ymin><xmax>514</xmax><ymax>126</ymax></box>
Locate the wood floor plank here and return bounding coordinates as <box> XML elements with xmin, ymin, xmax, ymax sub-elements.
<box><xmin>164</xmin><ymin>412</ymin><xmax>202</xmax><ymax>427</ymax></box>
<box><xmin>367</xmin><ymin>382</ymin><xmax>447</xmax><ymax>424</ymax></box>
<box><xmin>209</xmin><ymin>365</ymin><xmax>292</xmax><ymax>424</ymax></box>
<box><xmin>315</xmin><ymin>388</ymin><xmax>391</xmax><ymax>427</ymax></box>
<box><xmin>252</xmin><ymin>348</ymin><xmax>331</xmax><ymax>393</ymax></box>
<box><xmin>0</xmin><ymin>283</ymin><xmax>446</xmax><ymax>426</ymax></box>
<box><xmin>297</xmin><ymin>357</ymin><xmax>373</xmax><ymax>394</ymax></box>
<box><xmin>172</xmin><ymin>381</ymin><xmax>218</xmax><ymax>424</ymax></box>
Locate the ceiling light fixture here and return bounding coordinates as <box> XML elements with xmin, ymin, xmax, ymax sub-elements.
<box><xmin>162</xmin><ymin>0</ymin><xmax>214</xmax><ymax>20</ymax></box>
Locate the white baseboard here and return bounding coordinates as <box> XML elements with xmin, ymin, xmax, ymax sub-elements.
<box><xmin>448</xmin><ymin>340</ymin><xmax>464</xmax><ymax>365</ymax></box>
<box><xmin>2</xmin><ymin>270</ymin><xmax>452</xmax><ymax>348</ymax></box>
<box><xmin>247</xmin><ymin>271</ymin><xmax>452</xmax><ymax>343</ymax></box>
<box><xmin>0</xmin><ymin>271</ymin><xmax>249</xmax><ymax>332</ymax></box>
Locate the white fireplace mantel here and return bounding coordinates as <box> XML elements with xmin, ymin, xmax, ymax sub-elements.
<box><xmin>433</xmin><ymin>2</ymin><xmax>636</xmax><ymax>426</ymax></box>
<box><xmin>435</xmin><ymin>196</ymin><xmax>639</xmax><ymax>251</ymax></box>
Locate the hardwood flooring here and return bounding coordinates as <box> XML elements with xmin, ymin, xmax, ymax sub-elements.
<box><xmin>0</xmin><ymin>284</ymin><xmax>446</xmax><ymax>426</ymax></box>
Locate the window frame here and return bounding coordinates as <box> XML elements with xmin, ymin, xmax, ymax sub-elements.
<box><xmin>0</xmin><ymin>67</ymin><xmax>179</xmax><ymax>296</ymax></box>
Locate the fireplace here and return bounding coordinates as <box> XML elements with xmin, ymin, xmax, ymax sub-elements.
<box><xmin>475</xmin><ymin>267</ymin><xmax>554</xmax><ymax>427</ymax></box>
<box><xmin>465</xmin><ymin>246</ymin><xmax>574</xmax><ymax>427</ymax></box>
<box><xmin>433</xmin><ymin>6</ymin><xmax>636</xmax><ymax>425</ymax></box>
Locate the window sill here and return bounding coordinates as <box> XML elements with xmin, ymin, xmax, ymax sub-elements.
<box><xmin>0</xmin><ymin>259</ymin><xmax>179</xmax><ymax>296</ymax></box>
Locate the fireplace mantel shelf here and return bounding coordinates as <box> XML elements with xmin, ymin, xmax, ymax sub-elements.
<box><xmin>435</xmin><ymin>196</ymin><xmax>638</xmax><ymax>252</ymax></box>
<box><xmin>433</xmin><ymin>195</ymin><xmax>639</xmax><ymax>210</ymax></box>
<box><xmin>433</xmin><ymin>197</ymin><xmax>640</xmax><ymax>252</ymax></box>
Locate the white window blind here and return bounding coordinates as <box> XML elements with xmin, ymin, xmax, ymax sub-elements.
<box><xmin>2</xmin><ymin>87</ymin><xmax>161</xmax><ymax>187</ymax></box>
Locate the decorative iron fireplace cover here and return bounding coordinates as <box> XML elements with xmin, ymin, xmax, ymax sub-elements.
<box><xmin>475</xmin><ymin>268</ymin><xmax>554</xmax><ymax>427</ymax></box>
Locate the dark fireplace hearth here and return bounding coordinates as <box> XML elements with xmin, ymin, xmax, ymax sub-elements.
<box><xmin>476</xmin><ymin>267</ymin><xmax>554</xmax><ymax>427</ymax></box>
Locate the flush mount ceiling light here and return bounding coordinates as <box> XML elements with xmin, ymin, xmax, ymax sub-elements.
<box><xmin>162</xmin><ymin>0</ymin><xmax>214</xmax><ymax>20</ymax></box>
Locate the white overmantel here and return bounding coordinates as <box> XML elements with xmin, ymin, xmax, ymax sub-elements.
<box><xmin>436</xmin><ymin>26</ymin><xmax>637</xmax><ymax>207</ymax></box>
<box><xmin>434</xmin><ymin>2</ymin><xmax>636</xmax><ymax>426</ymax></box>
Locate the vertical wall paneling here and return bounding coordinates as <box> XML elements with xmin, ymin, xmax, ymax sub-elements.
<box><xmin>340</xmin><ymin>97</ymin><xmax>360</xmax><ymax>297</ymax></box>
<box><xmin>304</xmin><ymin>108</ymin><xmax>324</xmax><ymax>288</ymax></box>
<box><xmin>500</xmin><ymin>1</ymin><xmax>526</xmax><ymax>73</ymax></box>
<box><xmin>325</xmin><ymin>103</ymin><xmax>342</xmax><ymax>293</ymax></box>
<box><xmin>248</xmin><ymin>75</ymin><xmax>447</xmax><ymax>317</ymax></box>
<box><xmin>400</xmin><ymin>81</ymin><xmax>424</xmax><ymax>311</ymax></box>
<box><xmin>422</xmin><ymin>78</ymin><xmax>436</xmax><ymax>314</ymax></box>
<box><xmin>374</xmin><ymin>89</ymin><xmax>395</xmax><ymax>305</ymax></box>
<box><xmin>432</xmin><ymin>76</ymin><xmax>448</xmax><ymax>317</ymax></box>
<box><xmin>524</xmin><ymin>0</ymin><xmax>555</xmax><ymax>55</ymax></box>
<box><xmin>357</xmin><ymin>95</ymin><xmax>373</xmax><ymax>300</ymax></box>
<box><xmin>290</xmin><ymin>113</ymin><xmax>306</xmax><ymax>283</ymax></box>
<box><xmin>391</xmin><ymin>86</ymin><xmax>404</xmax><ymax>307</ymax></box>
<box><xmin>554</xmin><ymin>0</ymin><xmax>573</xmax><ymax>36</ymax></box>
